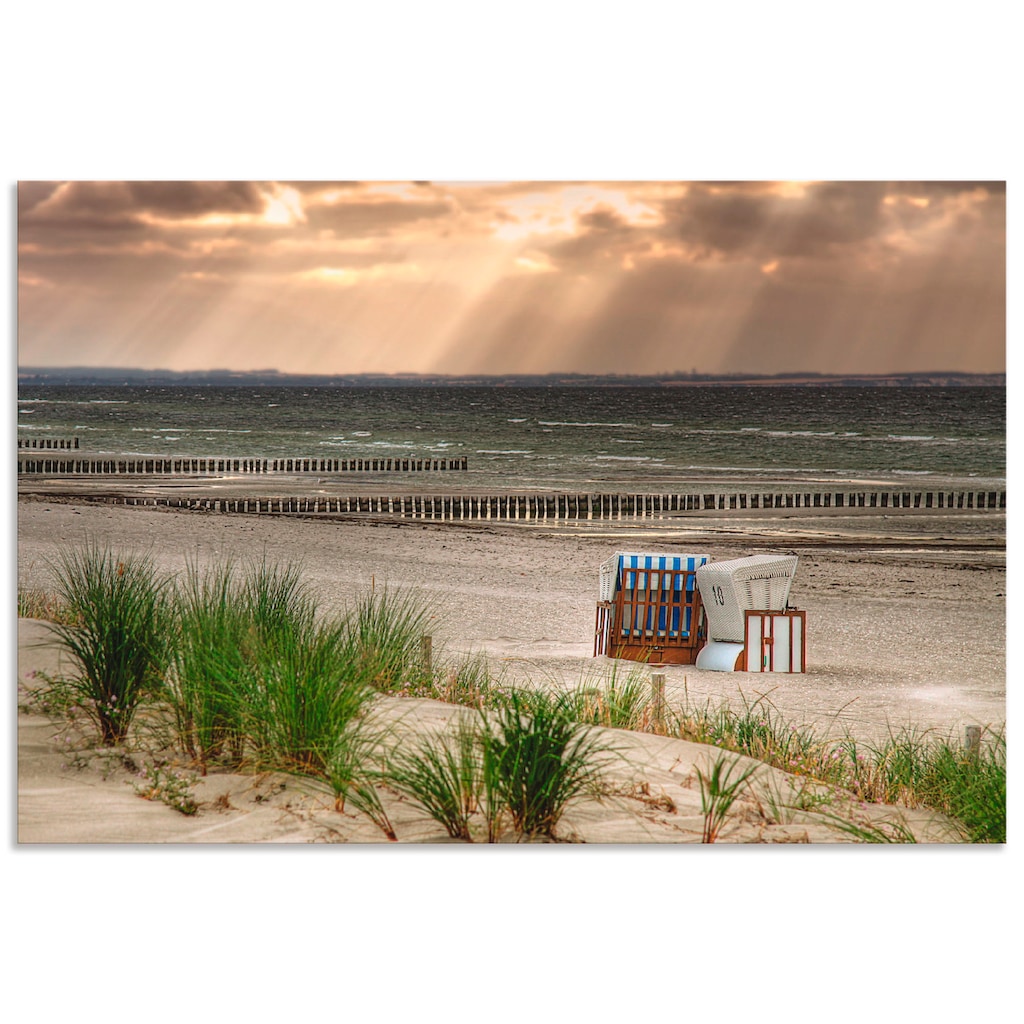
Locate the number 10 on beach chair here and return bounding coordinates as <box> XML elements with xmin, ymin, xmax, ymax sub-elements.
<box><xmin>594</xmin><ymin>552</ymin><xmax>710</xmax><ymax>664</ymax></box>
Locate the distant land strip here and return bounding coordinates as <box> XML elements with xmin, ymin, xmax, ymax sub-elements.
<box><xmin>16</xmin><ymin>368</ymin><xmax>1007</xmax><ymax>388</ymax></box>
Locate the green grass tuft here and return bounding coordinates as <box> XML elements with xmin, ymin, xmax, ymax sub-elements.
<box><xmin>46</xmin><ymin>543</ymin><xmax>171</xmax><ymax>745</ymax></box>
<box><xmin>696</xmin><ymin>752</ymin><xmax>760</xmax><ymax>843</ymax></box>
<box><xmin>481</xmin><ymin>690</ymin><xmax>616</xmax><ymax>839</ymax></box>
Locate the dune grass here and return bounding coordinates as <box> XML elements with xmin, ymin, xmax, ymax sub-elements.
<box><xmin>843</xmin><ymin>727</ymin><xmax>1006</xmax><ymax>843</ymax></box>
<box><xmin>386</xmin><ymin>715</ymin><xmax>486</xmax><ymax>840</ymax></box>
<box><xmin>45</xmin><ymin>544</ymin><xmax>171</xmax><ymax>745</ymax></box>
<box><xmin>696</xmin><ymin>752</ymin><xmax>761</xmax><ymax>843</ymax></box>
<box><xmin>350</xmin><ymin>586</ymin><xmax>431</xmax><ymax>691</ymax></box>
<box><xmin>26</xmin><ymin>545</ymin><xmax>1005</xmax><ymax>842</ymax></box>
<box><xmin>17</xmin><ymin>587</ymin><xmax>77</xmax><ymax>625</ymax></box>
<box><xmin>167</xmin><ymin>561</ymin><xmax>251</xmax><ymax>770</ymax></box>
<box><xmin>237</xmin><ymin>621</ymin><xmax>375</xmax><ymax>775</ymax></box>
<box><xmin>405</xmin><ymin>662</ymin><xmax>1005</xmax><ymax>843</ymax></box>
<box><xmin>665</xmin><ymin>686</ymin><xmax>1005</xmax><ymax>842</ymax></box>
<box><xmin>480</xmin><ymin>690</ymin><xmax>617</xmax><ymax>839</ymax></box>
<box><xmin>386</xmin><ymin>690</ymin><xmax>619</xmax><ymax>841</ymax></box>
<box><xmin>398</xmin><ymin>650</ymin><xmax>515</xmax><ymax>708</ymax></box>
<box><xmin>562</xmin><ymin>663</ymin><xmax>654</xmax><ymax>731</ymax></box>
<box><xmin>165</xmin><ymin>559</ymin><xmax>392</xmax><ymax>782</ymax></box>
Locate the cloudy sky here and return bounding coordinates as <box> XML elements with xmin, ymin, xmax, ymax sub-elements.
<box><xmin>17</xmin><ymin>180</ymin><xmax>1005</xmax><ymax>377</ymax></box>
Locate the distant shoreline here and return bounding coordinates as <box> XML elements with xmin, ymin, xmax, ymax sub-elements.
<box><xmin>17</xmin><ymin>369</ymin><xmax>1007</xmax><ymax>388</ymax></box>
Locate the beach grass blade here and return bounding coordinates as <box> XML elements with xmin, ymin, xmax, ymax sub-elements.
<box><xmin>697</xmin><ymin>752</ymin><xmax>759</xmax><ymax>843</ymax></box>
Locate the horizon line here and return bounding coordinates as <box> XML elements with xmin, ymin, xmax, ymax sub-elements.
<box><xmin>17</xmin><ymin>367</ymin><xmax>1007</xmax><ymax>384</ymax></box>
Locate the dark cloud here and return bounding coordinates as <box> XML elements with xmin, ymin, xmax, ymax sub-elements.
<box><xmin>534</xmin><ymin>182</ymin><xmax>924</xmax><ymax>273</ymax></box>
<box><xmin>125</xmin><ymin>181</ymin><xmax>265</xmax><ymax>216</ymax></box>
<box><xmin>668</xmin><ymin>185</ymin><xmax>775</xmax><ymax>256</ymax></box>
<box><xmin>20</xmin><ymin>182</ymin><xmax>146</xmax><ymax>232</ymax></box>
<box><xmin>546</xmin><ymin>204</ymin><xmax>641</xmax><ymax>264</ymax></box>
<box><xmin>18</xmin><ymin>181</ymin><xmax>268</xmax><ymax>239</ymax></box>
<box><xmin>661</xmin><ymin>181</ymin><xmax>890</xmax><ymax>261</ymax></box>
<box><xmin>578</xmin><ymin>206</ymin><xmax>628</xmax><ymax>232</ymax></box>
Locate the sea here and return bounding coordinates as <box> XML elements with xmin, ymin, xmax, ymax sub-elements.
<box><xmin>16</xmin><ymin>385</ymin><xmax>1006</xmax><ymax>493</ymax></box>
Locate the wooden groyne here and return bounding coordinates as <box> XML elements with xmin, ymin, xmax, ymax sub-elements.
<box><xmin>17</xmin><ymin>456</ymin><xmax>468</xmax><ymax>475</ymax></box>
<box><xmin>17</xmin><ymin>437</ymin><xmax>80</xmax><ymax>450</ymax></box>
<box><xmin>94</xmin><ymin>489</ymin><xmax>1005</xmax><ymax>519</ymax></box>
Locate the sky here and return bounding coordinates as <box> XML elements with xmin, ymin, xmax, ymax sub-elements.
<box><xmin>17</xmin><ymin>179</ymin><xmax>1005</xmax><ymax>378</ymax></box>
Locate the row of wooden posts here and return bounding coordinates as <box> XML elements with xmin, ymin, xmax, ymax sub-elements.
<box><xmin>17</xmin><ymin>438</ymin><xmax>80</xmax><ymax>449</ymax></box>
<box><xmin>17</xmin><ymin>456</ymin><xmax>469</xmax><ymax>474</ymax></box>
<box><xmin>104</xmin><ymin>488</ymin><xmax>1006</xmax><ymax>519</ymax></box>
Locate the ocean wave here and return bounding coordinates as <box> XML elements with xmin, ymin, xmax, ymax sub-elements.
<box><xmin>477</xmin><ymin>449</ymin><xmax>535</xmax><ymax>455</ymax></box>
<box><xmin>689</xmin><ymin>427</ymin><xmax>780</xmax><ymax>436</ymax></box>
<box><xmin>321</xmin><ymin>439</ymin><xmax>414</xmax><ymax>449</ymax></box>
<box><xmin>887</xmin><ymin>434</ymin><xmax>935</xmax><ymax>442</ymax></box>
<box><xmin>682</xmin><ymin>464</ymin><xmax>827</xmax><ymax>473</ymax></box>
<box><xmin>174</xmin><ymin>427</ymin><xmax>253</xmax><ymax>434</ymax></box>
<box><xmin>538</xmin><ymin>420</ymin><xmax>637</xmax><ymax>428</ymax></box>
<box><xmin>764</xmin><ymin>430</ymin><xmax>838</xmax><ymax>438</ymax></box>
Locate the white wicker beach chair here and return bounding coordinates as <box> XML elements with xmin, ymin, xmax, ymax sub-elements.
<box><xmin>696</xmin><ymin>554</ymin><xmax>799</xmax><ymax>643</ymax></box>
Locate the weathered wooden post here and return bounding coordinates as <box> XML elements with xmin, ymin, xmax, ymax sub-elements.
<box><xmin>965</xmin><ymin>725</ymin><xmax>981</xmax><ymax>757</ymax></box>
<box><xmin>651</xmin><ymin>671</ymin><xmax>666</xmax><ymax>732</ymax></box>
<box><xmin>420</xmin><ymin>634</ymin><xmax>433</xmax><ymax>678</ymax></box>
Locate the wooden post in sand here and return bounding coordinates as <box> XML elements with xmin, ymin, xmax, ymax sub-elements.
<box><xmin>651</xmin><ymin>671</ymin><xmax>666</xmax><ymax>731</ymax></box>
<box><xmin>420</xmin><ymin>635</ymin><xmax>433</xmax><ymax>678</ymax></box>
<box><xmin>965</xmin><ymin>725</ymin><xmax>981</xmax><ymax>756</ymax></box>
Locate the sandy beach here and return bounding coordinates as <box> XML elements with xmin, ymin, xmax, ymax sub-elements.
<box><xmin>16</xmin><ymin>490</ymin><xmax>1005</xmax><ymax>844</ymax></box>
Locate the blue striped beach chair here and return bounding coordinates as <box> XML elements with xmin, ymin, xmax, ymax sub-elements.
<box><xmin>595</xmin><ymin>552</ymin><xmax>710</xmax><ymax>664</ymax></box>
